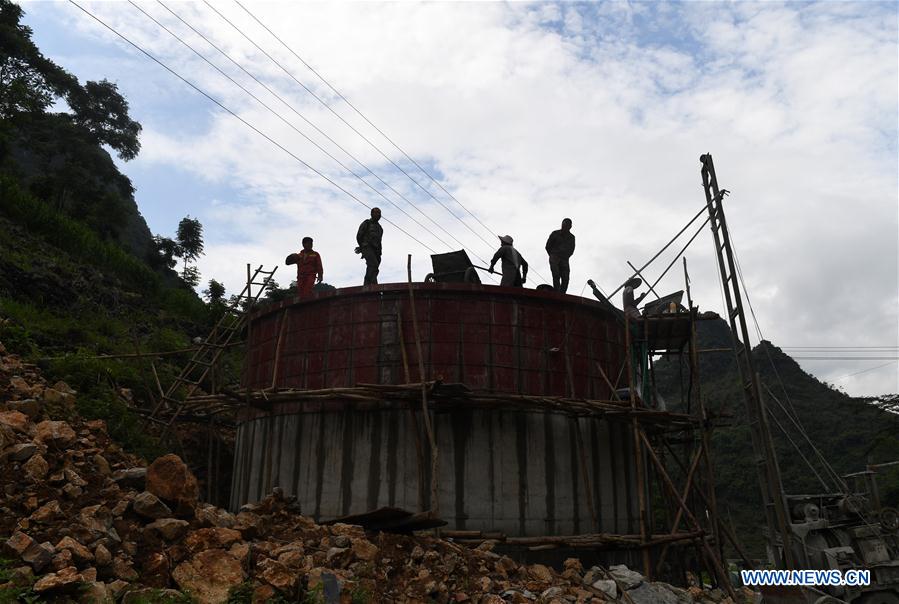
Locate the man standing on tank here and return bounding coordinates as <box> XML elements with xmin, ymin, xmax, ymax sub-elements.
<box><xmin>489</xmin><ymin>235</ymin><xmax>528</xmax><ymax>287</ymax></box>
<box><xmin>545</xmin><ymin>218</ymin><xmax>575</xmax><ymax>293</ymax></box>
<box><xmin>355</xmin><ymin>207</ymin><xmax>383</xmax><ymax>285</ymax></box>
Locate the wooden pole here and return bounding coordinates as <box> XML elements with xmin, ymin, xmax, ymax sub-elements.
<box><xmin>641</xmin><ymin>431</ymin><xmax>736</xmax><ymax>599</ymax></box>
<box><xmin>397</xmin><ymin>310</ymin><xmax>426</xmax><ymax>511</ymax></box>
<box><xmin>270</xmin><ymin>309</ymin><xmax>289</xmax><ymax>389</ymax></box>
<box><xmin>408</xmin><ymin>255</ymin><xmax>439</xmax><ymax>517</ymax></box>
<box><xmin>624</xmin><ymin>316</ymin><xmax>652</xmax><ymax>578</ymax></box>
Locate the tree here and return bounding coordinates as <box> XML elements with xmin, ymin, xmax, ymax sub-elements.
<box><xmin>0</xmin><ymin>0</ymin><xmax>77</xmax><ymax>117</ymax></box>
<box><xmin>180</xmin><ymin>265</ymin><xmax>200</xmax><ymax>288</ymax></box>
<box><xmin>153</xmin><ymin>236</ymin><xmax>180</xmax><ymax>270</ymax></box>
<box><xmin>176</xmin><ymin>216</ymin><xmax>204</xmax><ymax>265</ymax></box>
<box><xmin>203</xmin><ymin>279</ymin><xmax>226</xmax><ymax>305</ymax></box>
<box><xmin>67</xmin><ymin>80</ymin><xmax>141</xmax><ymax>161</ymax></box>
<box><xmin>0</xmin><ymin>0</ymin><xmax>141</xmax><ymax>160</ymax></box>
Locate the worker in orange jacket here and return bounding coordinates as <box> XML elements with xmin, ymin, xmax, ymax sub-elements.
<box><xmin>286</xmin><ymin>237</ymin><xmax>323</xmax><ymax>298</ymax></box>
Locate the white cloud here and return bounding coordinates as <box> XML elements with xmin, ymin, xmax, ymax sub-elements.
<box><xmin>23</xmin><ymin>1</ymin><xmax>898</xmax><ymax>396</ymax></box>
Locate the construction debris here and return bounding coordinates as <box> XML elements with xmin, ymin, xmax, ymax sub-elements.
<box><xmin>0</xmin><ymin>342</ymin><xmax>755</xmax><ymax>603</ymax></box>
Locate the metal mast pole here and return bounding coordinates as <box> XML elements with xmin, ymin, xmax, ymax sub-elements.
<box><xmin>699</xmin><ymin>154</ymin><xmax>795</xmax><ymax>568</ymax></box>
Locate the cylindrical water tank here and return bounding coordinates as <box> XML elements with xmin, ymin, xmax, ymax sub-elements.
<box><xmin>232</xmin><ymin>283</ymin><xmax>641</xmax><ymax>538</ymax></box>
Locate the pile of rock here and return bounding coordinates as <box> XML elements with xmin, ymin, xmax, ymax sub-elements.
<box><xmin>0</xmin><ymin>341</ymin><xmax>752</xmax><ymax>604</ymax></box>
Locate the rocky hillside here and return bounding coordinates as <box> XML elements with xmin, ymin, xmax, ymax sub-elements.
<box><xmin>0</xmin><ymin>338</ymin><xmax>754</xmax><ymax>603</ymax></box>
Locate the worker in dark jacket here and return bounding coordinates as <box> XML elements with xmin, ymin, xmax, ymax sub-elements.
<box><xmin>545</xmin><ymin>218</ymin><xmax>575</xmax><ymax>293</ymax></box>
<box><xmin>286</xmin><ymin>237</ymin><xmax>323</xmax><ymax>298</ymax></box>
<box><xmin>489</xmin><ymin>235</ymin><xmax>528</xmax><ymax>287</ymax></box>
<box><xmin>355</xmin><ymin>207</ymin><xmax>383</xmax><ymax>285</ymax></box>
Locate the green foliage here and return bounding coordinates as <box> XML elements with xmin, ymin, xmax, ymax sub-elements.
<box><xmin>67</xmin><ymin>79</ymin><xmax>141</xmax><ymax>161</ymax></box>
<box><xmin>0</xmin><ymin>558</ymin><xmax>37</xmax><ymax>604</ymax></box>
<box><xmin>176</xmin><ymin>216</ymin><xmax>204</xmax><ymax>265</ymax></box>
<box><xmin>204</xmin><ymin>279</ymin><xmax>226</xmax><ymax>304</ymax></box>
<box><xmin>226</xmin><ymin>581</ymin><xmax>254</xmax><ymax>604</ymax></box>
<box><xmin>350</xmin><ymin>585</ymin><xmax>372</xmax><ymax>604</ymax></box>
<box><xmin>124</xmin><ymin>588</ymin><xmax>195</xmax><ymax>604</ymax></box>
<box><xmin>0</xmin><ymin>0</ymin><xmax>77</xmax><ymax>117</ymax></box>
<box><xmin>302</xmin><ymin>585</ymin><xmax>324</xmax><ymax>604</ymax></box>
<box><xmin>181</xmin><ymin>265</ymin><xmax>201</xmax><ymax>289</ymax></box>
<box><xmin>0</xmin><ymin>177</ymin><xmax>159</xmax><ymax>293</ymax></box>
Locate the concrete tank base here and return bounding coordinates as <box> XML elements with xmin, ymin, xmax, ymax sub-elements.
<box><xmin>231</xmin><ymin>401</ymin><xmax>641</xmax><ymax>539</ymax></box>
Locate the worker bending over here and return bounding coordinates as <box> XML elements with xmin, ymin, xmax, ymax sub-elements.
<box><xmin>286</xmin><ymin>237</ymin><xmax>323</xmax><ymax>298</ymax></box>
<box><xmin>545</xmin><ymin>218</ymin><xmax>575</xmax><ymax>293</ymax></box>
<box><xmin>623</xmin><ymin>277</ymin><xmax>647</xmax><ymax>319</ymax></box>
<box><xmin>355</xmin><ymin>207</ymin><xmax>383</xmax><ymax>285</ymax></box>
<box><xmin>489</xmin><ymin>235</ymin><xmax>528</xmax><ymax>287</ymax></box>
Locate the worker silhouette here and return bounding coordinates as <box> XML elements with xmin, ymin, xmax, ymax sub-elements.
<box><xmin>623</xmin><ymin>277</ymin><xmax>647</xmax><ymax>319</ymax></box>
<box><xmin>545</xmin><ymin>218</ymin><xmax>575</xmax><ymax>293</ymax></box>
<box><xmin>285</xmin><ymin>237</ymin><xmax>323</xmax><ymax>298</ymax></box>
<box><xmin>489</xmin><ymin>235</ymin><xmax>528</xmax><ymax>287</ymax></box>
<box><xmin>355</xmin><ymin>207</ymin><xmax>383</xmax><ymax>285</ymax></box>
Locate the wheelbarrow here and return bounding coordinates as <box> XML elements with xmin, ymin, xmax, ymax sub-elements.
<box><xmin>423</xmin><ymin>250</ymin><xmax>489</xmax><ymax>284</ymax></box>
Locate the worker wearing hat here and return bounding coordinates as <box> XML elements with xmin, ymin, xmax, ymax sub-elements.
<box><xmin>488</xmin><ymin>235</ymin><xmax>528</xmax><ymax>287</ymax></box>
<box><xmin>623</xmin><ymin>276</ymin><xmax>647</xmax><ymax>319</ymax></box>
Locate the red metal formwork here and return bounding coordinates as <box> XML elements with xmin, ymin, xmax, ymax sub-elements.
<box><xmin>246</xmin><ymin>283</ymin><xmax>626</xmax><ymax>398</ymax></box>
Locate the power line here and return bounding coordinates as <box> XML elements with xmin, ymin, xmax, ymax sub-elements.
<box><xmin>233</xmin><ymin>0</ymin><xmax>500</xmax><ymax>245</ymax></box>
<box><xmin>791</xmin><ymin>357</ymin><xmax>899</xmax><ymax>361</ymax></box>
<box><xmin>68</xmin><ymin>0</ymin><xmax>437</xmax><ymax>255</ymax></box>
<box><xmin>834</xmin><ymin>361</ymin><xmax>897</xmax><ymax>381</ymax></box>
<box><xmin>156</xmin><ymin>0</ymin><xmax>494</xmax><ymax>267</ymax></box>
<box><xmin>202</xmin><ymin>1</ymin><xmax>501</xmax><ymax>258</ymax></box>
<box><xmin>129</xmin><ymin>1</ymin><xmax>451</xmax><ymax>255</ymax></box>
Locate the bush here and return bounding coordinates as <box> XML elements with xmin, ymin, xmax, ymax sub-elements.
<box><xmin>0</xmin><ymin>176</ymin><xmax>160</xmax><ymax>294</ymax></box>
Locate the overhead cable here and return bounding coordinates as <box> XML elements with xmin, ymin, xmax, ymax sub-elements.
<box><xmin>130</xmin><ymin>1</ymin><xmax>452</xmax><ymax>254</ymax></box>
<box><xmin>233</xmin><ymin>0</ymin><xmax>499</xmax><ymax>245</ymax></box>
<box><xmin>610</xmin><ymin>204</ymin><xmax>708</xmax><ymax>298</ymax></box>
<box><xmin>203</xmin><ymin>1</ymin><xmax>500</xmax><ymax>256</ymax></box>
<box><xmin>156</xmin><ymin>0</ymin><xmax>492</xmax><ymax>266</ymax></box>
<box><xmin>69</xmin><ymin>0</ymin><xmax>437</xmax><ymax>255</ymax></box>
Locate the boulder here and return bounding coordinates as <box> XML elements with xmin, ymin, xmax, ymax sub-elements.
<box><xmin>132</xmin><ymin>491</ymin><xmax>172</xmax><ymax>519</ymax></box>
<box><xmin>34</xmin><ymin>420</ymin><xmax>76</xmax><ymax>447</ymax></box>
<box><xmin>4</xmin><ymin>531</ymin><xmax>35</xmax><ymax>557</ymax></box>
<box><xmin>23</xmin><ymin>453</ymin><xmax>49</xmax><ymax>481</ymax></box>
<box><xmin>42</xmin><ymin>386</ymin><xmax>76</xmax><ymax>410</ymax></box>
<box><xmin>0</xmin><ymin>410</ymin><xmax>29</xmax><ymax>431</ymax></box>
<box><xmin>33</xmin><ymin>566</ymin><xmax>82</xmax><ymax>593</ymax></box>
<box><xmin>609</xmin><ymin>564</ymin><xmax>645</xmax><ymax>590</ymax></box>
<box><xmin>592</xmin><ymin>579</ymin><xmax>618</xmax><ymax>599</ymax></box>
<box><xmin>184</xmin><ymin>527</ymin><xmax>242</xmax><ymax>553</ymax></box>
<box><xmin>31</xmin><ymin>500</ymin><xmax>63</xmax><ymax>523</ymax></box>
<box><xmin>627</xmin><ymin>582</ymin><xmax>680</xmax><ymax>604</ymax></box>
<box><xmin>78</xmin><ymin>581</ymin><xmax>109</xmax><ymax>603</ymax></box>
<box><xmin>93</xmin><ymin>544</ymin><xmax>112</xmax><ymax>567</ymax></box>
<box><xmin>4</xmin><ymin>399</ymin><xmax>40</xmax><ymax>418</ymax></box>
<box><xmin>195</xmin><ymin>502</ymin><xmax>235</xmax><ymax>528</ymax></box>
<box><xmin>172</xmin><ymin>549</ymin><xmax>245</xmax><ymax>604</ymax></box>
<box><xmin>121</xmin><ymin>588</ymin><xmax>184</xmax><ymax>604</ymax></box>
<box><xmin>144</xmin><ymin>518</ymin><xmax>190</xmax><ymax>541</ymax></box>
<box><xmin>528</xmin><ymin>563</ymin><xmax>553</xmax><ymax>582</ymax></box>
<box><xmin>146</xmin><ymin>454</ymin><xmax>198</xmax><ymax>514</ymax></box>
<box><xmin>22</xmin><ymin>541</ymin><xmax>55</xmax><ymax>572</ymax></box>
<box><xmin>8</xmin><ymin>443</ymin><xmax>38</xmax><ymax>462</ymax></box>
<box><xmin>112</xmin><ymin>467</ymin><xmax>146</xmax><ymax>490</ymax></box>
<box><xmin>258</xmin><ymin>558</ymin><xmax>296</xmax><ymax>590</ymax></box>
<box><xmin>92</xmin><ymin>454</ymin><xmax>111</xmax><ymax>476</ymax></box>
<box><xmin>56</xmin><ymin>536</ymin><xmax>94</xmax><ymax>564</ymax></box>
<box><xmin>113</xmin><ymin>557</ymin><xmax>138</xmax><ymax>581</ymax></box>
<box><xmin>351</xmin><ymin>537</ymin><xmax>379</xmax><ymax>562</ymax></box>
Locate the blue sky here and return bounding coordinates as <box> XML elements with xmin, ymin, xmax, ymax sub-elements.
<box><xmin>18</xmin><ymin>1</ymin><xmax>899</xmax><ymax>397</ymax></box>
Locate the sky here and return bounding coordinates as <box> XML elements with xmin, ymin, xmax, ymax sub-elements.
<box><xmin>19</xmin><ymin>1</ymin><xmax>899</xmax><ymax>397</ymax></box>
